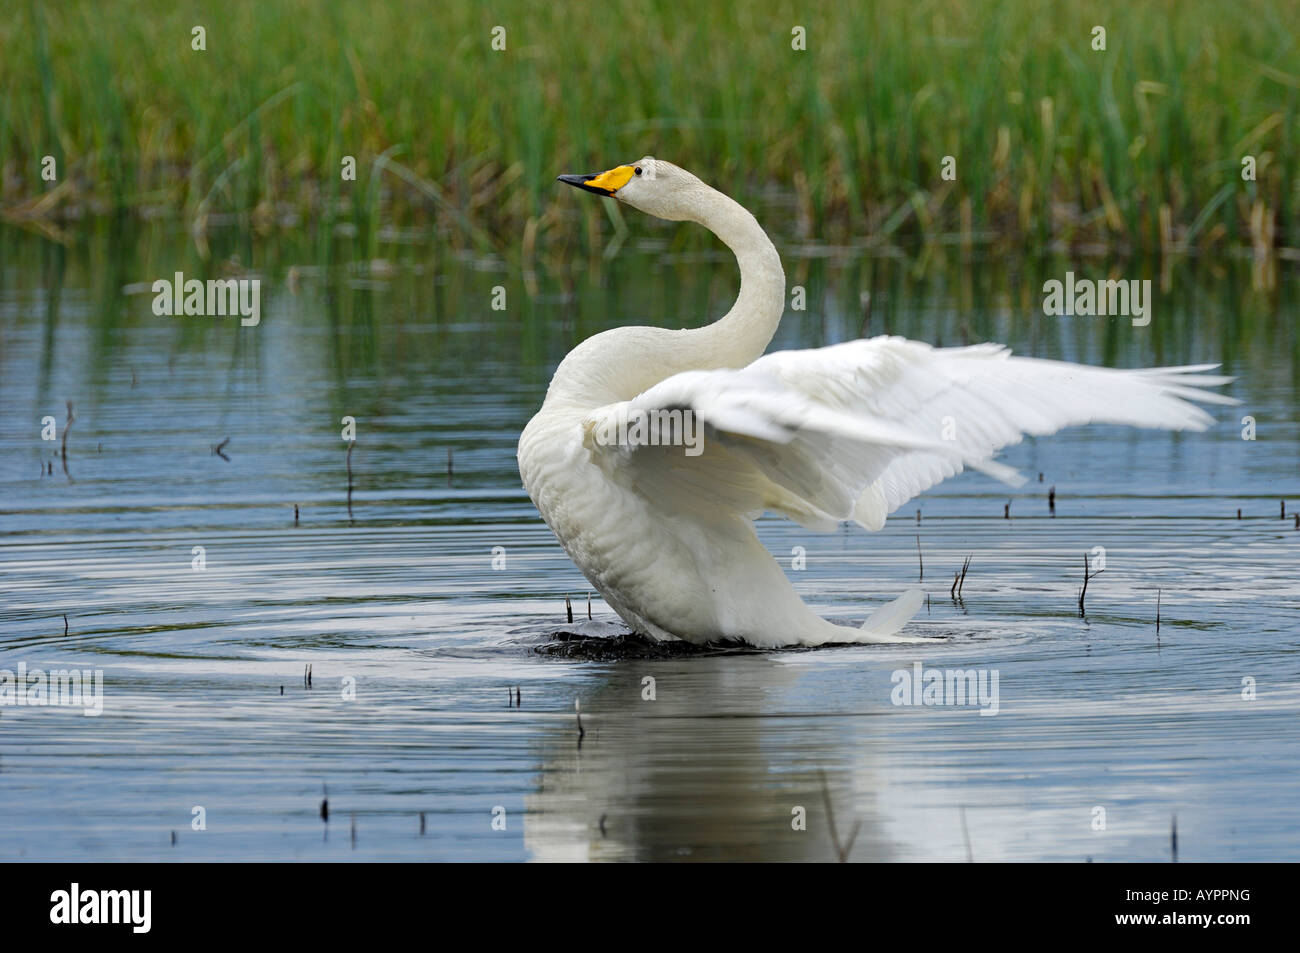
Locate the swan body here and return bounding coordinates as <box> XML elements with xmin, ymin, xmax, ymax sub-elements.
<box><xmin>518</xmin><ymin>157</ymin><xmax>1232</xmax><ymax>648</ymax></box>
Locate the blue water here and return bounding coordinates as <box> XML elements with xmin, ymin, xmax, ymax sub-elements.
<box><xmin>1</xmin><ymin>228</ymin><xmax>1297</xmax><ymax>860</ymax></box>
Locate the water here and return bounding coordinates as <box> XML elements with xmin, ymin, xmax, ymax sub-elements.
<box><xmin>1</xmin><ymin>222</ymin><xmax>1297</xmax><ymax>861</ymax></box>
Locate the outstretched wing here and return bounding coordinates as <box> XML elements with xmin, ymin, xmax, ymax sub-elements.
<box><xmin>580</xmin><ymin>336</ymin><xmax>1234</xmax><ymax>532</ymax></box>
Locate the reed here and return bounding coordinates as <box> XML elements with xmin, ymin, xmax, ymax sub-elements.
<box><xmin>2</xmin><ymin>0</ymin><xmax>1295</xmax><ymax>252</ymax></box>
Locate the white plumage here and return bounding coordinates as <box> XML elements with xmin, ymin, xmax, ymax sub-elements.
<box><xmin>519</xmin><ymin>157</ymin><xmax>1232</xmax><ymax>648</ymax></box>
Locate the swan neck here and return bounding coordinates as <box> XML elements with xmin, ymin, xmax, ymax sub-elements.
<box><xmin>689</xmin><ymin>188</ymin><xmax>784</xmax><ymax>367</ymax></box>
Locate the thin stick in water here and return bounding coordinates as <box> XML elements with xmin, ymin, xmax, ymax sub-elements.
<box><xmin>818</xmin><ymin>769</ymin><xmax>860</xmax><ymax>863</ymax></box>
<box><xmin>1078</xmin><ymin>554</ymin><xmax>1089</xmax><ymax>614</ymax></box>
<box><xmin>60</xmin><ymin>401</ymin><xmax>75</xmax><ymax>476</ymax></box>
<box><xmin>346</xmin><ymin>442</ymin><xmax>355</xmax><ymax>518</ymax></box>
<box><xmin>960</xmin><ymin>806</ymin><xmax>973</xmax><ymax>862</ymax></box>
<box><xmin>1078</xmin><ymin>553</ymin><xmax>1104</xmax><ymax>615</ymax></box>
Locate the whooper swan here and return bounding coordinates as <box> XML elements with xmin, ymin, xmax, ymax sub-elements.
<box><xmin>518</xmin><ymin>157</ymin><xmax>1232</xmax><ymax>648</ymax></box>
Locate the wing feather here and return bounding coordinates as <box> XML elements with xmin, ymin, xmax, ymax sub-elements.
<box><xmin>579</xmin><ymin>336</ymin><xmax>1234</xmax><ymax>532</ymax></box>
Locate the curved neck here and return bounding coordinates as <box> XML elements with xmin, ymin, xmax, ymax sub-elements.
<box><xmin>683</xmin><ymin>187</ymin><xmax>785</xmax><ymax>368</ymax></box>
<box><xmin>539</xmin><ymin>185</ymin><xmax>786</xmax><ymax>410</ymax></box>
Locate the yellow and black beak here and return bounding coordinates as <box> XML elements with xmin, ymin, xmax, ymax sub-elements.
<box><xmin>557</xmin><ymin>165</ymin><xmax>635</xmax><ymax>197</ymax></box>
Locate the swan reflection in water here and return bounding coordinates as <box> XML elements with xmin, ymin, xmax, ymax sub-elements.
<box><xmin>524</xmin><ymin>645</ymin><xmax>896</xmax><ymax>862</ymax></box>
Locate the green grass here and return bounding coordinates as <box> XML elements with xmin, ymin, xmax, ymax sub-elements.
<box><xmin>2</xmin><ymin>0</ymin><xmax>1297</xmax><ymax>252</ymax></box>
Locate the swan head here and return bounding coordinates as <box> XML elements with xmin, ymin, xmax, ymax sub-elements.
<box><xmin>557</xmin><ymin>157</ymin><xmax>703</xmax><ymax>222</ymax></box>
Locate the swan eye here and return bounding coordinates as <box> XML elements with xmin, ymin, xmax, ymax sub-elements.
<box><xmin>634</xmin><ymin>167</ymin><xmax>642</xmax><ymax>176</ymax></box>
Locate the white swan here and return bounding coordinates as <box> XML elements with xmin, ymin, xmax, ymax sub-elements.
<box><xmin>518</xmin><ymin>157</ymin><xmax>1233</xmax><ymax>648</ymax></box>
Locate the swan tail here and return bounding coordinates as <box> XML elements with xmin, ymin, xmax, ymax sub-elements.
<box><xmin>855</xmin><ymin>588</ymin><xmax>927</xmax><ymax>643</ymax></box>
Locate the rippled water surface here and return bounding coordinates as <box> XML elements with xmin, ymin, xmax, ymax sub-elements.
<box><xmin>2</xmin><ymin>225</ymin><xmax>1297</xmax><ymax>861</ymax></box>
